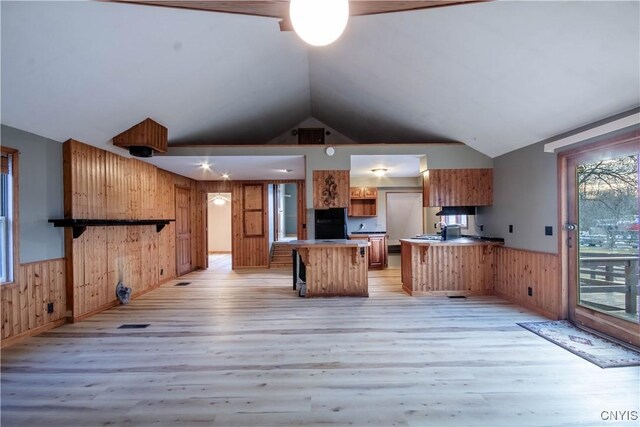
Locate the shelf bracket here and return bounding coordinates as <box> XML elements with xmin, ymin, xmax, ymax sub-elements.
<box><xmin>73</xmin><ymin>226</ymin><xmax>87</xmax><ymax>239</ymax></box>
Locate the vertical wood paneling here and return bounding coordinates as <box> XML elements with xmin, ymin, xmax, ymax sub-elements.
<box><xmin>493</xmin><ymin>246</ymin><xmax>561</xmax><ymax>319</ymax></box>
<box><xmin>61</xmin><ymin>139</ymin><xmax>199</xmax><ymax>322</ymax></box>
<box><xmin>425</xmin><ymin>169</ymin><xmax>493</xmax><ymax>207</ymax></box>
<box><xmin>401</xmin><ymin>243</ymin><xmax>495</xmax><ymax>296</ymax></box>
<box><xmin>1</xmin><ymin>259</ymin><xmax>66</xmax><ymax>344</ymax></box>
<box><xmin>302</xmin><ymin>246</ymin><xmax>368</xmax><ymax>297</ymax></box>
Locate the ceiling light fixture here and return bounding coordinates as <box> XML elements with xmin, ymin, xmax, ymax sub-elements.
<box><xmin>372</xmin><ymin>168</ymin><xmax>387</xmax><ymax>177</ymax></box>
<box><xmin>209</xmin><ymin>193</ymin><xmax>230</xmax><ymax>206</ymax></box>
<box><xmin>290</xmin><ymin>0</ymin><xmax>349</xmax><ymax>47</ymax></box>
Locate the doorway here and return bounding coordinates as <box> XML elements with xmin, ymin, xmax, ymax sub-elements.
<box><xmin>271</xmin><ymin>183</ymin><xmax>297</xmax><ymax>242</ymax></box>
<box><xmin>207</xmin><ymin>193</ymin><xmax>232</xmax><ymax>269</ymax></box>
<box><xmin>563</xmin><ymin>136</ymin><xmax>639</xmax><ymax>345</ymax></box>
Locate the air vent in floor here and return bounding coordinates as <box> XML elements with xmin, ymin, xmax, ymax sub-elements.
<box><xmin>118</xmin><ymin>324</ymin><xmax>150</xmax><ymax>329</ymax></box>
<box><xmin>447</xmin><ymin>295</ymin><xmax>467</xmax><ymax>299</ymax></box>
<box><xmin>174</xmin><ymin>282</ymin><xmax>191</xmax><ymax>286</ymax></box>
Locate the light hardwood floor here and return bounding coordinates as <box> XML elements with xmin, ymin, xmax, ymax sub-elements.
<box><xmin>1</xmin><ymin>255</ymin><xmax>639</xmax><ymax>426</ymax></box>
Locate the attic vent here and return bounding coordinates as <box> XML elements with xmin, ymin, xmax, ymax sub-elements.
<box><xmin>297</xmin><ymin>128</ymin><xmax>325</xmax><ymax>145</ymax></box>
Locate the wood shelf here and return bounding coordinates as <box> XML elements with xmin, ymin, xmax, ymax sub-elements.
<box><xmin>49</xmin><ymin>219</ymin><xmax>175</xmax><ymax>239</ymax></box>
<box><xmin>348</xmin><ymin>187</ymin><xmax>378</xmax><ymax>217</ymax></box>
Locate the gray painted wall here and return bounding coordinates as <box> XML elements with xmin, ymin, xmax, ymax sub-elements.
<box><xmin>1</xmin><ymin>125</ymin><xmax>64</xmax><ymax>262</ymax></box>
<box><xmin>476</xmin><ymin>140</ymin><xmax>558</xmax><ymax>253</ymax></box>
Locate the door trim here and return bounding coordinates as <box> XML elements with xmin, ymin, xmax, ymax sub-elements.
<box><xmin>558</xmin><ymin>129</ymin><xmax>640</xmax><ymax>346</ymax></box>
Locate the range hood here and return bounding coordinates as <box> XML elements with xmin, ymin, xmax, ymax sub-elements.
<box><xmin>435</xmin><ymin>206</ymin><xmax>477</xmax><ymax>216</ymax></box>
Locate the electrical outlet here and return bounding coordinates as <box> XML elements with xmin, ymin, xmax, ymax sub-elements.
<box><xmin>47</xmin><ymin>302</ymin><xmax>54</xmax><ymax>314</ymax></box>
<box><xmin>160</xmin><ymin>268</ymin><xmax>164</xmax><ymax>276</ymax></box>
<box><xmin>509</xmin><ymin>225</ymin><xmax>513</xmax><ymax>233</ymax></box>
<box><xmin>545</xmin><ymin>226</ymin><xmax>553</xmax><ymax>236</ymax></box>
<box><xmin>527</xmin><ymin>287</ymin><xmax>532</xmax><ymax>297</ymax></box>
<box><xmin>480</xmin><ymin>225</ymin><xmax>484</xmax><ymax>232</ymax></box>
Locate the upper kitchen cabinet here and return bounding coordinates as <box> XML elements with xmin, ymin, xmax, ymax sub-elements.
<box><xmin>423</xmin><ymin>169</ymin><xmax>493</xmax><ymax>207</ymax></box>
<box><xmin>349</xmin><ymin>187</ymin><xmax>378</xmax><ymax>217</ymax></box>
<box><xmin>313</xmin><ymin>170</ymin><xmax>350</xmax><ymax>209</ymax></box>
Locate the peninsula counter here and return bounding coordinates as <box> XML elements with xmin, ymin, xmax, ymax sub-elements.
<box><xmin>400</xmin><ymin>238</ymin><xmax>504</xmax><ymax>296</ymax></box>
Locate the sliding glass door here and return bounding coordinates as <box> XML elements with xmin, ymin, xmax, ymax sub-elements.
<box><xmin>565</xmin><ymin>137</ymin><xmax>639</xmax><ymax>344</ymax></box>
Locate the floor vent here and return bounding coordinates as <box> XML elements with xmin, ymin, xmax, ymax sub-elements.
<box><xmin>447</xmin><ymin>295</ymin><xmax>467</xmax><ymax>299</ymax></box>
<box><xmin>118</xmin><ymin>324</ymin><xmax>150</xmax><ymax>329</ymax></box>
<box><xmin>174</xmin><ymin>282</ymin><xmax>191</xmax><ymax>286</ymax></box>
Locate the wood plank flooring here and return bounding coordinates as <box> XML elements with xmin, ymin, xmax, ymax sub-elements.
<box><xmin>2</xmin><ymin>255</ymin><xmax>639</xmax><ymax>426</ymax></box>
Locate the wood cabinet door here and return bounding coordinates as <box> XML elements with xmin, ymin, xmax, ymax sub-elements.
<box><xmin>350</xmin><ymin>187</ymin><xmax>363</xmax><ymax>198</ymax></box>
<box><xmin>175</xmin><ymin>186</ymin><xmax>191</xmax><ymax>276</ymax></box>
<box><xmin>424</xmin><ymin>169</ymin><xmax>493</xmax><ymax>206</ymax></box>
<box><xmin>363</xmin><ymin>188</ymin><xmax>378</xmax><ymax>199</ymax></box>
<box><xmin>368</xmin><ymin>236</ymin><xmax>386</xmax><ymax>269</ymax></box>
<box><xmin>313</xmin><ymin>170</ymin><xmax>350</xmax><ymax>208</ymax></box>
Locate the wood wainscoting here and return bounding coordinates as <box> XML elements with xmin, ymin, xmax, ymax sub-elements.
<box><xmin>493</xmin><ymin>246</ymin><xmax>563</xmax><ymax>319</ymax></box>
<box><xmin>63</xmin><ymin>139</ymin><xmax>200</xmax><ymax>321</ymax></box>
<box><xmin>1</xmin><ymin>258</ymin><xmax>66</xmax><ymax>347</ymax></box>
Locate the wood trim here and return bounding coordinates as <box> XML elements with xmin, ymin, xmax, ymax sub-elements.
<box><xmin>559</xmin><ymin>134</ymin><xmax>639</xmax><ymax>344</ymax></box>
<box><xmin>0</xmin><ymin>318</ymin><xmax>66</xmax><ymax>349</ymax></box>
<box><xmin>0</xmin><ymin>146</ymin><xmax>20</xmax><ymax>285</ymax></box>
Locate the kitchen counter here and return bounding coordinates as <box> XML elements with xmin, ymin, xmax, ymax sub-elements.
<box><xmin>400</xmin><ymin>238</ymin><xmax>503</xmax><ymax>296</ymax></box>
<box><xmin>289</xmin><ymin>239</ymin><xmax>369</xmax><ymax>297</ymax></box>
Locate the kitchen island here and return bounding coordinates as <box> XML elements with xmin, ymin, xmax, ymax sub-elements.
<box><xmin>400</xmin><ymin>237</ymin><xmax>504</xmax><ymax>296</ymax></box>
<box><xmin>289</xmin><ymin>239</ymin><xmax>370</xmax><ymax>297</ymax></box>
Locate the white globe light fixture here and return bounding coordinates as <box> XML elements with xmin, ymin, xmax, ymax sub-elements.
<box><xmin>290</xmin><ymin>0</ymin><xmax>349</xmax><ymax>47</ymax></box>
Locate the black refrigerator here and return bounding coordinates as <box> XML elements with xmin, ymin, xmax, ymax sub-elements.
<box><xmin>314</xmin><ymin>208</ymin><xmax>348</xmax><ymax>239</ymax></box>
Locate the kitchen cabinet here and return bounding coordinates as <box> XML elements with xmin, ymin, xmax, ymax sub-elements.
<box><xmin>312</xmin><ymin>170</ymin><xmax>350</xmax><ymax>209</ymax></box>
<box><xmin>423</xmin><ymin>168</ymin><xmax>493</xmax><ymax>207</ymax></box>
<box><xmin>348</xmin><ymin>187</ymin><xmax>378</xmax><ymax>217</ymax></box>
<box><xmin>349</xmin><ymin>234</ymin><xmax>388</xmax><ymax>269</ymax></box>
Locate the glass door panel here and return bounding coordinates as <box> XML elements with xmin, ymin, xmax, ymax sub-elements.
<box><xmin>576</xmin><ymin>154</ymin><xmax>639</xmax><ymax>323</ymax></box>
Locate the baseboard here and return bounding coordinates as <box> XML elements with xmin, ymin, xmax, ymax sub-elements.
<box><xmin>0</xmin><ymin>318</ymin><xmax>66</xmax><ymax>348</ymax></box>
<box><xmin>493</xmin><ymin>290</ymin><xmax>561</xmax><ymax>320</ymax></box>
<box><xmin>72</xmin><ymin>277</ymin><xmax>173</xmax><ymax>322</ymax></box>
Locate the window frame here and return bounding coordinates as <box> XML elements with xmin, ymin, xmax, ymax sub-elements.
<box><xmin>442</xmin><ymin>214</ymin><xmax>468</xmax><ymax>229</ymax></box>
<box><xmin>1</xmin><ymin>146</ymin><xmax>19</xmax><ymax>286</ymax></box>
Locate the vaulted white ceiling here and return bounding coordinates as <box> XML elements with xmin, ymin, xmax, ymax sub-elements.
<box><xmin>2</xmin><ymin>1</ymin><xmax>639</xmax><ymax>158</ymax></box>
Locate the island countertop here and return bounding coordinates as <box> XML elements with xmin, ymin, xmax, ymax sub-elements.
<box><xmin>400</xmin><ymin>237</ymin><xmax>504</xmax><ymax>247</ymax></box>
<box><xmin>289</xmin><ymin>239</ymin><xmax>369</xmax><ymax>297</ymax></box>
<box><xmin>288</xmin><ymin>239</ymin><xmax>370</xmax><ymax>248</ymax></box>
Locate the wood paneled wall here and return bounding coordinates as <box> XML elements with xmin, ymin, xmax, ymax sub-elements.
<box><xmin>493</xmin><ymin>246</ymin><xmax>562</xmax><ymax>319</ymax></box>
<box><xmin>1</xmin><ymin>259</ymin><xmax>66</xmax><ymax>346</ymax></box>
<box><xmin>64</xmin><ymin>139</ymin><xmax>199</xmax><ymax>320</ymax></box>
<box><xmin>198</xmin><ymin>180</ymin><xmax>305</xmax><ymax>269</ymax></box>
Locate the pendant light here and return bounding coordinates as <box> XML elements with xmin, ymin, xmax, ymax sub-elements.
<box><xmin>290</xmin><ymin>0</ymin><xmax>349</xmax><ymax>47</ymax></box>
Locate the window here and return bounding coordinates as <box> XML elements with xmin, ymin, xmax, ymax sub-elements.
<box><xmin>1</xmin><ymin>147</ymin><xmax>17</xmax><ymax>283</ymax></box>
<box><xmin>442</xmin><ymin>214</ymin><xmax>468</xmax><ymax>228</ymax></box>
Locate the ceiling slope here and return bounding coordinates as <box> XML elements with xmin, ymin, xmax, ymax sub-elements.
<box><xmin>1</xmin><ymin>1</ymin><xmax>638</xmax><ymax>158</ymax></box>
<box><xmin>309</xmin><ymin>1</ymin><xmax>640</xmax><ymax>156</ymax></box>
<box><xmin>1</xmin><ymin>1</ymin><xmax>311</xmax><ymax>151</ymax></box>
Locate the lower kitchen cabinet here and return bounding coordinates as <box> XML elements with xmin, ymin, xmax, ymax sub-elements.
<box><xmin>349</xmin><ymin>234</ymin><xmax>388</xmax><ymax>270</ymax></box>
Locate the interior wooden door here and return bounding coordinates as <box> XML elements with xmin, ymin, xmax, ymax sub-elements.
<box><xmin>175</xmin><ymin>186</ymin><xmax>191</xmax><ymax>276</ymax></box>
<box><xmin>564</xmin><ymin>136</ymin><xmax>639</xmax><ymax>346</ymax></box>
